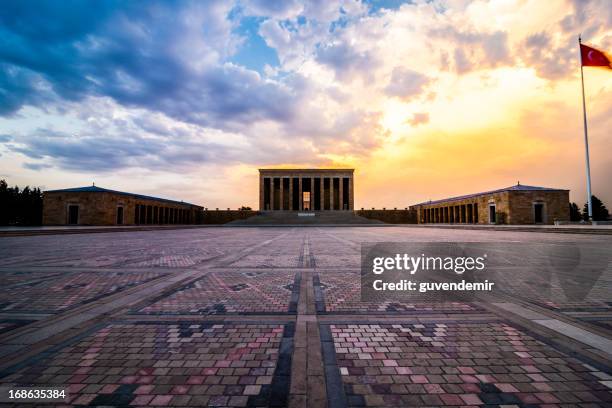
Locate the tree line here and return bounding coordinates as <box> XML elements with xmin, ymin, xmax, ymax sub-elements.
<box><xmin>569</xmin><ymin>195</ymin><xmax>609</xmax><ymax>221</ymax></box>
<box><xmin>0</xmin><ymin>180</ymin><xmax>43</xmax><ymax>226</ymax></box>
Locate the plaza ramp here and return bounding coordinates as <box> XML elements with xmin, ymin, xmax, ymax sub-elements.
<box><xmin>226</xmin><ymin>211</ymin><xmax>385</xmax><ymax>226</ymax></box>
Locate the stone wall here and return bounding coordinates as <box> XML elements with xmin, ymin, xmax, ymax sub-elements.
<box><xmin>508</xmin><ymin>190</ymin><xmax>569</xmax><ymax>224</ymax></box>
<box><xmin>355</xmin><ymin>209</ymin><xmax>417</xmax><ymax>224</ymax></box>
<box><xmin>201</xmin><ymin>210</ymin><xmax>259</xmax><ymax>224</ymax></box>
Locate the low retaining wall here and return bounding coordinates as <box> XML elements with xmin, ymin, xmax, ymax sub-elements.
<box><xmin>356</xmin><ymin>209</ymin><xmax>417</xmax><ymax>224</ymax></box>
<box><xmin>202</xmin><ymin>210</ymin><xmax>258</xmax><ymax>224</ymax></box>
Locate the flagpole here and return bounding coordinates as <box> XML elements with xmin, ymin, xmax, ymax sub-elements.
<box><xmin>579</xmin><ymin>35</ymin><xmax>593</xmax><ymax>221</ymax></box>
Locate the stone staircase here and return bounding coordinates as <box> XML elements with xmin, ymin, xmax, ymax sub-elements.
<box><xmin>226</xmin><ymin>211</ymin><xmax>385</xmax><ymax>225</ymax></box>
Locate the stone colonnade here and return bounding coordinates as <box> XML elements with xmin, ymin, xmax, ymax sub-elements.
<box><xmin>259</xmin><ymin>169</ymin><xmax>354</xmax><ymax>211</ymax></box>
<box><xmin>420</xmin><ymin>202</ymin><xmax>479</xmax><ymax>224</ymax></box>
<box><xmin>134</xmin><ymin>203</ymin><xmax>195</xmax><ymax>225</ymax></box>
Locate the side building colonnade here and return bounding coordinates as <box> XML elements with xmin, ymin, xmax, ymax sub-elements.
<box><xmin>420</xmin><ymin>203</ymin><xmax>479</xmax><ymax>224</ymax></box>
<box><xmin>133</xmin><ymin>204</ymin><xmax>194</xmax><ymax>225</ymax></box>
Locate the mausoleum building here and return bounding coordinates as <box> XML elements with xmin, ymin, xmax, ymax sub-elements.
<box><xmin>259</xmin><ymin>169</ymin><xmax>354</xmax><ymax>211</ymax></box>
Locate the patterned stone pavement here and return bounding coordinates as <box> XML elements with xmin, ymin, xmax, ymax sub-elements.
<box><xmin>0</xmin><ymin>270</ymin><xmax>168</xmax><ymax>313</ymax></box>
<box><xmin>137</xmin><ymin>271</ymin><xmax>300</xmax><ymax>315</ymax></box>
<box><xmin>1</xmin><ymin>322</ymin><xmax>292</xmax><ymax>407</ymax></box>
<box><xmin>314</xmin><ymin>272</ymin><xmax>483</xmax><ymax>315</ymax></box>
<box><xmin>322</xmin><ymin>322</ymin><xmax>612</xmax><ymax>407</ymax></box>
<box><xmin>0</xmin><ymin>226</ymin><xmax>610</xmax><ymax>407</ymax></box>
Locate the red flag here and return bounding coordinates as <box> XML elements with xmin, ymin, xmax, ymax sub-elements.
<box><xmin>580</xmin><ymin>43</ymin><xmax>612</xmax><ymax>69</ymax></box>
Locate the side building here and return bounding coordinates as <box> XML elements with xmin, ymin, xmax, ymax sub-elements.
<box><xmin>410</xmin><ymin>184</ymin><xmax>569</xmax><ymax>225</ymax></box>
<box><xmin>43</xmin><ymin>186</ymin><xmax>203</xmax><ymax>226</ymax></box>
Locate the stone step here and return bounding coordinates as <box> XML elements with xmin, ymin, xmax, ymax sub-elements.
<box><xmin>227</xmin><ymin>211</ymin><xmax>385</xmax><ymax>225</ymax></box>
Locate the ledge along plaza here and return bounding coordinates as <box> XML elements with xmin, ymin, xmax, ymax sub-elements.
<box><xmin>0</xmin><ymin>169</ymin><xmax>611</xmax><ymax>407</ymax></box>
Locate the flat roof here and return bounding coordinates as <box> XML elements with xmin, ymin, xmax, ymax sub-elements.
<box><xmin>44</xmin><ymin>186</ymin><xmax>202</xmax><ymax>208</ymax></box>
<box><xmin>414</xmin><ymin>184</ymin><xmax>569</xmax><ymax>206</ymax></box>
<box><xmin>259</xmin><ymin>168</ymin><xmax>354</xmax><ymax>173</ymax></box>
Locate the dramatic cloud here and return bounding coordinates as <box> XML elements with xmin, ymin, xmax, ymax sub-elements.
<box><xmin>0</xmin><ymin>0</ymin><xmax>610</xmax><ymax>208</ymax></box>
<box><xmin>0</xmin><ymin>0</ymin><xmax>302</xmax><ymax>130</ymax></box>
<box><xmin>242</xmin><ymin>0</ymin><xmax>304</xmax><ymax>20</ymax></box>
<box><xmin>316</xmin><ymin>41</ymin><xmax>378</xmax><ymax>80</ymax></box>
<box><xmin>429</xmin><ymin>27</ymin><xmax>512</xmax><ymax>74</ymax></box>
<box><xmin>385</xmin><ymin>68</ymin><xmax>431</xmax><ymax>101</ymax></box>
<box><xmin>406</xmin><ymin>112</ymin><xmax>429</xmax><ymax>126</ymax></box>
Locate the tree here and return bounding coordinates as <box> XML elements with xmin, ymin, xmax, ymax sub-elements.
<box><xmin>0</xmin><ymin>180</ymin><xmax>43</xmax><ymax>226</ymax></box>
<box><xmin>239</xmin><ymin>206</ymin><xmax>252</xmax><ymax>211</ymax></box>
<box><xmin>569</xmin><ymin>202</ymin><xmax>582</xmax><ymax>221</ymax></box>
<box><xmin>583</xmin><ymin>195</ymin><xmax>610</xmax><ymax>221</ymax></box>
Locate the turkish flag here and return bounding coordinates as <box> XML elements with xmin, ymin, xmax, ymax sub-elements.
<box><xmin>580</xmin><ymin>43</ymin><xmax>612</xmax><ymax>69</ymax></box>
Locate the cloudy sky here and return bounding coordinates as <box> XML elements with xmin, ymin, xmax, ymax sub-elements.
<box><xmin>1</xmin><ymin>0</ymin><xmax>611</xmax><ymax>209</ymax></box>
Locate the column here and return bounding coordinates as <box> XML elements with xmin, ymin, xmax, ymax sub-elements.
<box><xmin>280</xmin><ymin>177</ymin><xmax>284</xmax><ymax>211</ymax></box>
<box><xmin>330</xmin><ymin>178</ymin><xmax>335</xmax><ymax>210</ymax></box>
<box><xmin>339</xmin><ymin>177</ymin><xmax>344</xmax><ymax>210</ymax></box>
<box><xmin>270</xmin><ymin>178</ymin><xmax>275</xmax><ymax>211</ymax></box>
<box><xmin>298</xmin><ymin>177</ymin><xmax>303</xmax><ymax>211</ymax></box>
<box><xmin>319</xmin><ymin>176</ymin><xmax>324</xmax><ymax>211</ymax></box>
<box><xmin>259</xmin><ymin>176</ymin><xmax>264</xmax><ymax>211</ymax></box>
<box><xmin>349</xmin><ymin>175</ymin><xmax>354</xmax><ymax>210</ymax></box>
<box><xmin>289</xmin><ymin>177</ymin><xmax>293</xmax><ymax>211</ymax></box>
<box><xmin>310</xmin><ymin>177</ymin><xmax>314</xmax><ymax>211</ymax></box>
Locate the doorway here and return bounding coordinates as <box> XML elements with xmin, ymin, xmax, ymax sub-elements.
<box><xmin>534</xmin><ymin>203</ymin><xmax>544</xmax><ymax>224</ymax></box>
<box><xmin>68</xmin><ymin>205</ymin><xmax>79</xmax><ymax>225</ymax></box>
<box><xmin>303</xmin><ymin>191</ymin><xmax>311</xmax><ymax>211</ymax></box>
<box><xmin>116</xmin><ymin>206</ymin><xmax>124</xmax><ymax>225</ymax></box>
<box><xmin>488</xmin><ymin>204</ymin><xmax>496</xmax><ymax>224</ymax></box>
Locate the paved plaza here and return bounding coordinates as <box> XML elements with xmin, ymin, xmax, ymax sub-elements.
<box><xmin>0</xmin><ymin>226</ymin><xmax>611</xmax><ymax>407</ymax></box>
